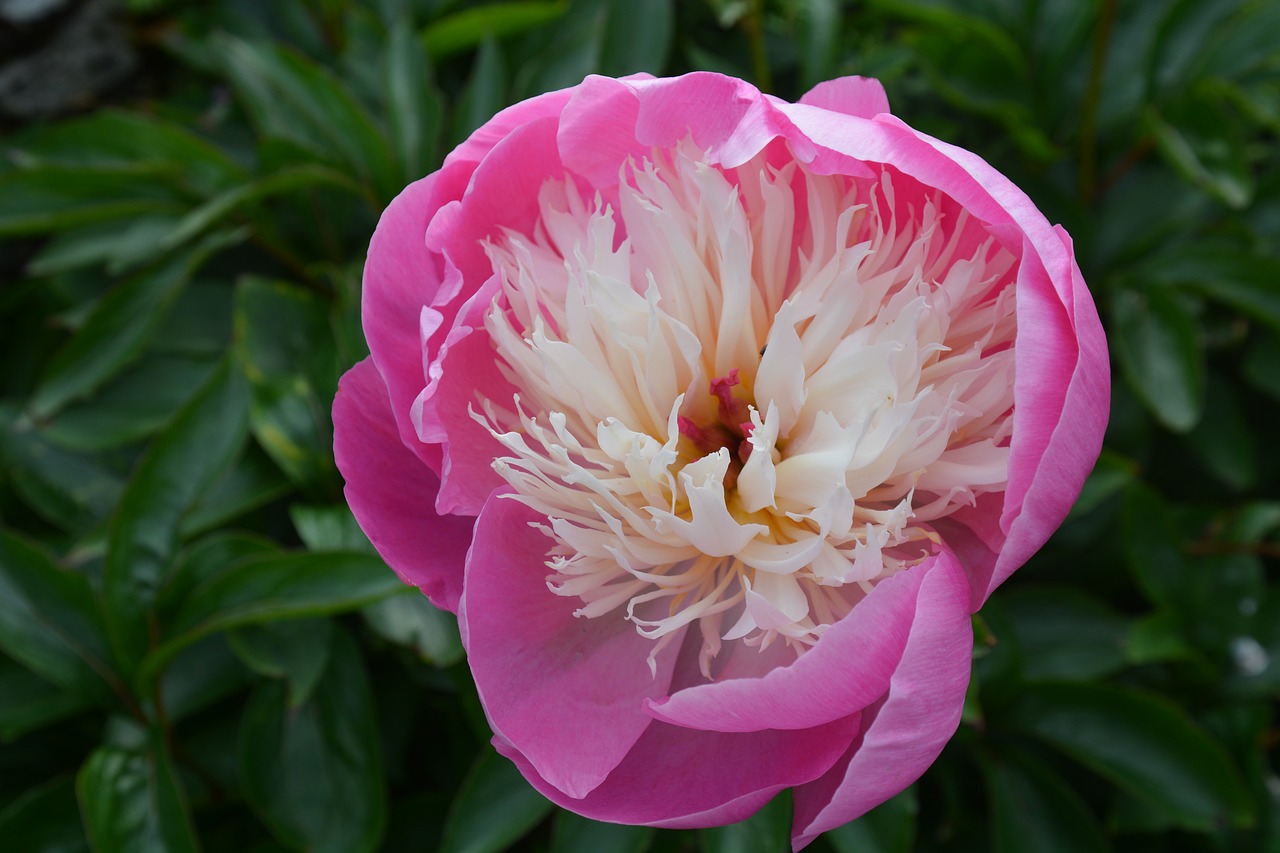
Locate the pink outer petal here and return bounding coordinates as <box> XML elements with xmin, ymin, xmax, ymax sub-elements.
<box><xmin>459</xmin><ymin>494</ymin><xmax>684</xmax><ymax>800</ymax></box>
<box><xmin>426</xmin><ymin>116</ymin><xmax>568</xmax><ymax>305</ymax></box>
<box><xmin>361</xmin><ymin>88</ymin><xmax>581</xmax><ymax>477</ymax></box>
<box><xmin>798</xmin><ymin>76</ymin><xmax>891</xmax><ymax>118</ymax></box>
<box><xmin>646</xmin><ymin>554</ymin><xmax>967</xmax><ymax>733</ymax></box>
<box><xmin>790</xmin><ymin>548</ymin><xmax>974</xmax><ymax>849</ymax></box>
<box><xmin>494</xmin><ymin>666</ymin><xmax>862</xmax><ymax>828</ymax></box>
<box><xmin>989</xmin><ymin>227</ymin><xmax>1109</xmax><ymax>594</ymax></box>
<box><xmin>332</xmin><ymin>359</ymin><xmax>473</xmax><ymax>612</ymax></box>
<box><xmin>361</xmin><ymin>169</ymin><xmax>469</xmax><ymax>473</ymax></box>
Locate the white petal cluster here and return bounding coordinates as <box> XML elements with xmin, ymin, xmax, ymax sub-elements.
<box><xmin>474</xmin><ymin>142</ymin><xmax>1017</xmax><ymax>675</ymax></box>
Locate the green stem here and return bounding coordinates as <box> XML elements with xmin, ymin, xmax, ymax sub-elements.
<box><xmin>743</xmin><ymin>0</ymin><xmax>773</xmax><ymax>94</ymax></box>
<box><xmin>1079</xmin><ymin>0</ymin><xmax>1118</xmax><ymax>201</ymax></box>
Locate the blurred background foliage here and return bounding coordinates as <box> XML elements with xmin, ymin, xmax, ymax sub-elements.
<box><xmin>0</xmin><ymin>0</ymin><xmax>1278</xmax><ymax>850</ymax></box>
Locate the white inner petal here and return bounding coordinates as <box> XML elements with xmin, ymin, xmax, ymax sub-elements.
<box><xmin>471</xmin><ymin>141</ymin><xmax>1018</xmax><ymax>676</ymax></box>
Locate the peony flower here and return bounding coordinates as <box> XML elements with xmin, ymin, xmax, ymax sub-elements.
<box><xmin>333</xmin><ymin>73</ymin><xmax>1108</xmax><ymax>848</ymax></box>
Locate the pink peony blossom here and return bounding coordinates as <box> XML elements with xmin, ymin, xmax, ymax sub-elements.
<box><xmin>333</xmin><ymin>73</ymin><xmax>1108</xmax><ymax>848</ymax></box>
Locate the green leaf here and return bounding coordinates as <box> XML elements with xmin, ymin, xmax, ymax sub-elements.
<box><xmin>507</xmin><ymin>0</ymin><xmax>599</xmax><ymax>98</ymax></box>
<box><xmin>11</xmin><ymin>110</ymin><xmax>245</xmax><ymax>197</ymax></box>
<box><xmin>179</xmin><ymin>442</ymin><xmax>292</xmax><ymax>538</ymax></box>
<box><xmin>362</xmin><ymin>593</ymin><xmax>463</xmax><ymax>667</ymax></box>
<box><xmin>1244</xmin><ymin>330</ymin><xmax>1280</xmax><ymax>400</ymax></box>
<box><xmin>439</xmin><ymin>748</ymin><xmax>554</xmax><ymax>853</ymax></box>
<box><xmin>0</xmin><ymin>532</ymin><xmax>114</xmax><ymax>704</ymax></box>
<box><xmin>155</xmin><ymin>532</ymin><xmax>279</xmax><ymax>619</ymax></box>
<box><xmin>290</xmin><ymin>504</ymin><xmax>373</xmax><ymax>553</ymax></box>
<box><xmin>1148</xmin><ymin>96</ymin><xmax>1253</xmax><ymax>208</ymax></box>
<box><xmin>551</xmin><ymin>810</ymin><xmax>654</xmax><ymax>853</ymax></box>
<box><xmin>26</xmin><ymin>216</ymin><xmax>184</xmax><ymax>278</ymax></box>
<box><xmin>0</xmin><ymin>163</ymin><xmax>187</xmax><ymax>237</ymax></box>
<box><xmin>0</xmin><ymin>410</ymin><xmax>125</xmax><ymax>534</ymax></box>
<box><xmin>1146</xmin><ymin>246</ymin><xmax>1280</xmax><ymax>335</ymax></box>
<box><xmin>700</xmin><ymin>791</ymin><xmax>790</xmax><ymax>853</ymax></box>
<box><xmin>141</xmin><ymin>550</ymin><xmax>403</xmax><ymax>688</ymax></box>
<box><xmin>239</xmin><ymin>629</ymin><xmax>385</xmax><ymax>853</ymax></box>
<box><xmin>823</xmin><ymin>786</ymin><xmax>916</xmax><ymax>853</ymax></box>
<box><xmin>102</xmin><ymin>357</ymin><xmax>250</xmax><ymax>673</ymax></box>
<box><xmin>148</xmin><ymin>279</ymin><xmax>235</xmax><ymax>357</ymax></box>
<box><xmin>77</xmin><ymin>736</ymin><xmax>199</xmax><ymax>853</ymax></box>
<box><xmin>234</xmin><ymin>277</ymin><xmax>341</xmax><ymax>492</ymax></box>
<box><xmin>422</xmin><ymin>1</ymin><xmax>568</xmax><ymax>58</ymax></box>
<box><xmin>40</xmin><ymin>354</ymin><xmax>218</xmax><ymax>453</ymax></box>
<box><xmin>1004</xmin><ymin>682</ymin><xmax>1255</xmax><ymax>831</ymax></box>
<box><xmin>385</xmin><ymin>19</ymin><xmax>444</xmax><ymax>183</ymax></box>
<box><xmin>1111</xmin><ymin>285</ymin><xmax>1205</xmax><ymax>432</ymax></box>
<box><xmin>29</xmin><ymin>240</ymin><xmax>233</xmax><ymax>419</ymax></box>
<box><xmin>1121</xmin><ymin>482</ymin><xmax>1191</xmax><ymax>611</ymax></box>
<box><xmin>0</xmin><ymin>654</ymin><xmax>93</xmax><ymax>741</ymax></box>
<box><xmin>1185</xmin><ymin>379</ymin><xmax>1256</xmax><ymax>490</ymax></box>
<box><xmin>1001</xmin><ymin>587</ymin><xmax>1129</xmax><ymax>681</ymax></box>
<box><xmin>797</xmin><ymin>0</ymin><xmax>841</xmax><ymax>90</ymax></box>
<box><xmin>159</xmin><ymin>164</ymin><xmax>367</xmax><ymax>251</ymax></box>
<box><xmin>228</xmin><ymin>618</ymin><xmax>334</xmax><ymax>708</ymax></box>
<box><xmin>215</xmin><ymin>35</ymin><xmax>395</xmax><ymax>202</ymax></box>
<box><xmin>0</xmin><ymin>775</ymin><xmax>89</xmax><ymax>853</ymax></box>
<box><xmin>1126</xmin><ymin>611</ymin><xmax>1196</xmax><ymax>665</ymax></box>
<box><xmin>598</xmin><ymin>0</ymin><xmax>674</xmax><ymax>77</ymax></box>
<box><xmin>888</xmin><ymin>7</ymin><xmax>1055</xmax><ymax>161</ymax></box>
<box><xmin>452</xmin><ymin>36</ymin><xmax>508</xmax><ymax>144</ymax></box>
<box><xmin>984</xmin><ymin>745</ymin><xmax>1111</xmax><ymax>853</ymax></box>
<box><xmin>157</xmin><ymin>634</ymin><xmax>253</xmax><ymax>724</ymax></box>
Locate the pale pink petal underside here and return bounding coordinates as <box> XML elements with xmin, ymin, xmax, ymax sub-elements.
<box><xmin>791</xmin><ymin>549</ymin><xmax>973</xmax><ymax>849</ymax></box>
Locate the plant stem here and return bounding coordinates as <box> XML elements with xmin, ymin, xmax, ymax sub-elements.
<box><xmin>743</xmin><ymin>0</ymin><xmax>773</xmax><ymax>94</ymax></box>
<box><xmin>1079</xmin><ymin>0</ymin><xmax>1118</xmax><ymax>201</ymax></box>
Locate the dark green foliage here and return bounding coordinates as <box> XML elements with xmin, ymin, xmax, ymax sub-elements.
<box><xmin>0</xmin><ymin>0</ymin><xmax>1276</xmax><ymax>851</ymax></box>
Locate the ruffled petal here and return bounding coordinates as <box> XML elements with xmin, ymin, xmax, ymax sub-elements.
<box><xmin>790</xmin><ymin>548</ymin><xmax>973</xmax><ymax>849</ymax></box>
<box><xmin>460</xmin><ymin>494</ymin><xmax>683</xmax><ymax>799</ymax></box>
<box><xmin>493</xmin><ymin>630</ymin><xmax>861</xmax><ymax>827</ymax></box>
<box><xmin>421</xmin><ymin>329</ymin><xmax>515</xmax><ymax>515</ymax></box>
<box><xmin>646</xmin><ymin>558</ymin><xmax>958</xmax><ymax>733</ymax></box>
<box><xmin>333</xmin><ymin>359</ymin><xmax>473</xmax><ymax>611</ymax></box>
<box><xmin>361</xmin><ymin>168</ymin><xmax>471</xmax><ymax>473</ymax></box>
<box><xmin>798</xmin><ymin>76</ymin><xmax>891</xmax><ymax>119</ymax></box>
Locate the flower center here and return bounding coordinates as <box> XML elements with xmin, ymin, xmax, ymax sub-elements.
<box><xmin>473</xmin><ymin>141</ymin><xmax>1018</xmax><ymax>676</ymax></box>
<box><xmin>678</xmin><ymin>369</ymin><xmax>756</xmax><ymax>482</ymax></box>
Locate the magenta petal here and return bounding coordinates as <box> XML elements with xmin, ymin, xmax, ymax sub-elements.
<box><xmin>798</xmin><ymin>76</ymin><xmax>891</xmax><ymax>118</ymax></box>
<box><xmin>425</xmin><ymin>115</ymin><xmax>567</xmax><ymax>298</ymax></box>
<box><xmin>625</xmin><ymin>72</ymin><xmax>812</xmax><ymax>169</ymax></box>
<box><xmin>423</xmin><ymin>329</ymin><xmax>515</xmax><ymax>516</ymax></box>
<box><xmin>361</xmin><ymin>168</ymin><xmax>473</xmax><ymax>472</ymax></box>
<box><xmin>646</xmin><ymin>562</ymin><xmax>939</xmax><ymax>733</ymax></box>
<box><xmin>459</xmin><ymin>494</ymin><xmax>683</xmax><ymax>800</ymax></box>
<box><xmin>988</xmin><ymin>229</ymin><xmax>1109</xmax><ymax>598</ymax></box>
<box><xmin>791</xmin><ymin>549</ymin><xmax>973</xmax><ymax>848</ymax></box>
<box><xmin>494</xmin><ymin>704</ymin><xmax>862</xmax><ymax>828</ymax></box>
<box><xmin>557</xmin><ymin>75</ymin><xmax>647</xmax><ymax>188</ymax></box>
<box><xmin>332</xmin><ymin>359</ymin><xmax>473</xmax><ymax>612</ymax></box>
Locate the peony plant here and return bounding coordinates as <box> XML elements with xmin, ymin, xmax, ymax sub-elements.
<box><xmin>333</xmin><ymin>72</ymin><xmax>1108</xmax><ymax>848</ymax></box>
